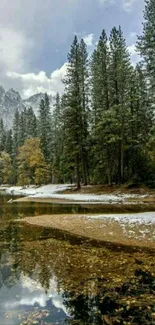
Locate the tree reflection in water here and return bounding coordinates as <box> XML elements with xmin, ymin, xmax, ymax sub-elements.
<box><xmin>0</xmin><ymin>195</ymin><xmax>154</xmax><ymax>324</ymax></box>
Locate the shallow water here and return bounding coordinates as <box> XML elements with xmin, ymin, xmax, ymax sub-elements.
<box><xmin>0</xmin><ymin>194</ymin><xmax>155</xmax><ymax>325</ymax></box>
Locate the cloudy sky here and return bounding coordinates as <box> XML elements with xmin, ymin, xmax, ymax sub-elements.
<box><xmin>0</xmin><ymin>0</ymin><xmax>145</xmax><ymax>99</ymax></box>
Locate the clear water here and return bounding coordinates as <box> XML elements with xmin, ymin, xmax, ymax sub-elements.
<box><xmin>0</xmin><ymin>193</ymin><xmax>154</xmax><ymax>325</ymax></box>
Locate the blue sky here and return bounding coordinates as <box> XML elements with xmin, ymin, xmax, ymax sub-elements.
<box><xmin>0</xmin><ymin>0</ymin><xmax>145</xmax><ymax>98</ymax></box>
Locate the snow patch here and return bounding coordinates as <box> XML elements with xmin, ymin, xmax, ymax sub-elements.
<box><xmin>87</xmin><ymin>212</ymin><xmax>155</xmax><ymax>224</ymax></box>
<box><xmin>3</xmin><ymin>184</ymin><xmax>73</xmax><ymax>197</ymax></box>
<box><xmin>1</xmin><ymin>184</ymin><xmax>148</xmax><ymax>204</ymax></box>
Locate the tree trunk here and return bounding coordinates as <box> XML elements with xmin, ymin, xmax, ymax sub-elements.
<box><xmin>120</xmin><ymin>112</ymin><xmax>125</xmax><ymax>184</ymax></box>
<box><xmin>107</xmin><ymin>173</ymin><xmax>111</xmax><ymax>186</ymax></box>
<box><xmin>76</xmin><ymin>153</ymin><xmax>81</xmax><ymax>189</ymax></box>
<box><xmin>120</xmin><ymin>141</ymin><xmax>124</xmax><ymax>183</ymax></box>
<box><xmin>82</xmin><ymin>158</ymin><xmax>88</xmax><ymax>186</ymax></box>
<box><xmin>81</xmin><ymin>146</ymin><xmax>88</xmax><ymax>186</ymax></box>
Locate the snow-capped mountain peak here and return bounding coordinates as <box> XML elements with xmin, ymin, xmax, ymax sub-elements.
<box><xmin>23</xmin><ymin>92</ymin><xmax>54</xmax><ymax>115</ymax></box>
<box><xmin>0</xmin><ymin>86</ymin><xmax>54</xmax><ymax>129</ymax></box>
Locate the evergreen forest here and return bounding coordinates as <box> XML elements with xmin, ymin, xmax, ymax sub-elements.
<box><xmin>0</xmin><ymin>0</ymin><xmax>155</xmax><ymax>188</ymax></box>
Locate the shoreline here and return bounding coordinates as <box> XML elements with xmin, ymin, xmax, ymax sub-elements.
<box><xmin>1</xmin><ymin>184</ymin><xmax>155</xmax><ymax>208</ymax></box>
<box><xmin>12</xmin><ymin>196</ymin><xmax>155</xmax><ymax>213</ymax></box>
<box><xmin>17</xmin><ymin>213</ymin><xmax>155</xmax><ymax>250</ymax></box>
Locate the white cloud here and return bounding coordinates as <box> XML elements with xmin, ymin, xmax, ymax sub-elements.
<box><xmin>3</xmin><ymin>276</ymin><xmax>69</xmax><ymax>316</ymax></box>
<box><xmin>99</xmin><ymin>0</ymin><xmax>138</xmax><ymax>10</ymax></box>
<box><xmin>83</xmin><ymin>34</ymin><xmax>94</xmax><ymax>47</ymax></box>
<box><xmin>0</xmin><ymin>26</ymin><xmax>34</xmax><ymax>93</ymax></box>
<box><xmin>128</xmin><ymin>44</ymin><xmax>136</xmax><ymax>56</ymax></box>
<box><xmin>128</xmin><ymin>43</ymin><xmax>140</xmax><ymax>65</ymax></box>
<box><xmin>0</xmin><ymin>0</ymin><xmax>78</xmax><ymax>95</ymax></box>
<box><xmin>122</xmin><ymin>0</ymin><xmax>137</xmax><ymax>10</ymax></box>
<box><xmin>7</xmin><ymin>63</ymin><xmax>68</xmax><ymax>98</ymax></box>
<box><xmin>0</xmin><ymin>27</ymin><xmax>33</xmax><ymax>72</ymax></box>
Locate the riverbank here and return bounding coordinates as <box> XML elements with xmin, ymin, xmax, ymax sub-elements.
<box><xmin>18</xmin><ymin>212</ymin><xmax>155</xmax><ymax>249</ymax></box>
<box><xmin>2</xmin><ymin>184</ymin><xmax>155</xmax><ymax>206</ymax></box>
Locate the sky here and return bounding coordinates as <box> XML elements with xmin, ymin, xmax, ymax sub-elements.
<box><xmin>0</xmin><ymin>0</ymin><xmax>145</xmax><ymax>99</ymax></box>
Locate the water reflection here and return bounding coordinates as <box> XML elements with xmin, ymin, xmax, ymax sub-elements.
<box><xmin>0</xmin><ymin>192</ymin><xmax>108</xmax><ymax>225</ymax></box>
<box><xmin>0</xmin><ymin>194</ymin><xmax>155</xmax><ymax>325</ymax></box>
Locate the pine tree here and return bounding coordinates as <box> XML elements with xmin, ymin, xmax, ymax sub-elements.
<box><xmin>5</xmin><ymin>130</ymin><xmax>13</xmax><ymax>157</ymax></box>
<box><xmin>59</xmin><ymin>94</ymin><xmax>73</xmax><ymax>183</ymax></box>
<box><xmin>11</xmin><ymin>110</ymin><xmax>20</xmax><ymax>184</ymax></box>
<box><xmin>90</xmin><ymin>30</ymin><xmax>110</xmax><ymax>183</ymax></box>
<box><xmin>0</xmin><ymin>119</ymin><xmax>6</xmax><ymax>152</ymax></box>
<box><xmin>91</xmin><ymin>30</ymin><xmax>109</xmax><ymax>126</ymax></box>
<box><xmin>91</xmin><ymin>108</ymin><xmax>121</xmax><ymax>184</ymax></box>
<box><xmin>26</xmin><ymin>107</ymin><xmax>38</xmax><ymax>138</ymax></box>
<box><xmin>79</xmin><ymin>38</ymin><xmax>89</xmax><ymax>185</ymax></box>
<box><xmin>108</xmin><ymin>26</ymin><xmax>133</xmax><ymax>183</ymax></box>
<box><xmin>63</xmin><ymin>35</ymin><xmax>82</xmax><ymax>188</ymax></box>
<box><xmin>18</xmin><ymin>110</ymin><xmax>27</xmax><ymax>146</ymax></box>
<box><xmin>38</xmin><ymin>94</ymin><xmax>52</xmax><ymax>164</ymax></box>
<box><xmin>52</xmin><ymin>93</ymin><xmax>63</xmax><ymax>182</ymax></box>
<box><xmin>63</xmin><ymin>35</ymin><xmax>89</xmax><ymax>188</ymax></box>
<box><xmin>127</xmin><ymin>64</ymin><xmax>153</xmax><ymax>181</ymax></box>
<box><xmin>137</xmin><ymin>0</ymin><xmax>155</xmax><ymax>105</ymax></box>
<box><xmin>90</xmin><ymin>27</ymin><xmax>133</xmax><ymax>184</ymax></box>
<box><xmin>12</xmin><ymin>110</ymin><xmax>20</xmax><ymax>154</ymax></box>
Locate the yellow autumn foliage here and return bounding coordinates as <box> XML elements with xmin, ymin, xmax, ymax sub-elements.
<box><xmin>17</xmin><ymin>138</ymin><xmax>50</xmax><ymax>185</ymax></box>
<box><xmin>0</xmin><ymin>151</ymin><xmax>12</xmax><ymax>184</ymax></box>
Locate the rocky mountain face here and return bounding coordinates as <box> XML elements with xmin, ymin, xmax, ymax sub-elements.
<box><xmin>0</xmin><ymin>86</ymin><xmax>54</xmax><ymax>129</ymax></box>
<box><xmin>0</xmin><ymin>86</ymin><xmax>25</xmax><ymax>129</ymax></box>
<box><xmin>23</xmin><ymin>93</ymin><xmax>53</xmax><ymax>115</ymax></box>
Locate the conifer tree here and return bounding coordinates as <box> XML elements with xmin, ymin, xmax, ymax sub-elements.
<box><xmin>79</xmin><ymin>38</ymin><xmax>89</xmax><ymax>185</ymax></box>
<box><xmin>12</xmin><ymin>110</ymin><xmax>20</xmax><ymax>154</ymax></box>
<box><xmin>63</xmin><ymin>35</ymin><xmax>82</xmax><ymax>188</ymax></box>
<box><xmin>18</xmin><ymin>110</ymin><xmax>27</xmax><ymax>146</ymax></box>
<box><xmin>63</xmin><ymin>35</ymin><xmax>89</xmax><ymax>188</ymax></box>
<box><xmin>52</xmin><ymin>93</ymin><xmax>63</xmax><ymax>182</ymax></box>
<box><xmin>26</xmin><ymin>107</ymin><xmax>38</xmax><ymax>138</ymax></box>
<box><xmin>108</xmin><ymin>26</ymin><xmax>132</xmax><ymax>183</ymax></box>
<box><xmin>128</xmin><ymin>64</ymin><xmax>154</xmax><ymax>181</ymax></box>
<box><xmin>0</xmin><ymin>119</ymin><xmax>6</xmax><ymax>152</ymax></box>
<box><xmin>90</xmin><ymin>30</ymin><xmax>110</xmax><ymax>183</ymax></box>
<box><xmin>137</xmin><ymin>0</ymin><xmax>155</xmax><ymax>105</ymax></box>
<box><xmin>91</xmin><ymin>30</ymin><xmax>109</xmax><ymax>126</ymax></box>
<box><xmin>38</xmin><ymin>94</ymin><xmax>52</xmax><ymax>164</ymax></box>
<box><xmin>5</xmin><ymin>130</ymin><xmax>13</xmax><ymax>157</ymax></box>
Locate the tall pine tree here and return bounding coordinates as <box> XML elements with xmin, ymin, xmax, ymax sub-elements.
<box><xmin>63</xmin><ymin>35</ymin><xmax>89</xmax><ymax>187</ymax></box>
<box><xmin>38</xmin><ymin>94</ymin><xmax>52</xmax><ymax>164</ymax></box>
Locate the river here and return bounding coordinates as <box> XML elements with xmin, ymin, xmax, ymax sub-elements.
<box><xmin>0</xmin><ymin>193</ymin><xmax>154</xmax><ymax>325</ymax></box>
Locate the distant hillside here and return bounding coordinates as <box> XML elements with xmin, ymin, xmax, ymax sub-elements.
<box><xmin>0</xmin><ymin>86</ymin><xmax>54</xmax><ymax>129</ymax></box>
<box><xmin>23</xmin><ymin>92</ymin><xmax>54</xmax><ymax>115</ymax></box>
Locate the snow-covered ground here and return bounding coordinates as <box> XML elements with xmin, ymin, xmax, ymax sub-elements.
<box><xmin>87</xmin><ymin>213</ymin><xmax>155</xmax><ymax>241</ymax></box>
<box><xmin>1</xmin><ymin>184</ymin><xmax>73</xmax><ymax>197</ymax></box>
<box><xmin>87</xmin><ymin>212</ymin><xmax>155</xmax><ymax>224</ymax></box>
<box><xmin>91</xmin><ymin>213</ymin><xmax>155</xmax><ymax>241</ymax></box>
<box><xmin>0</xmin><ymin>184</ymin><xmax>148</xmax><ymax>204</ymax></box>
